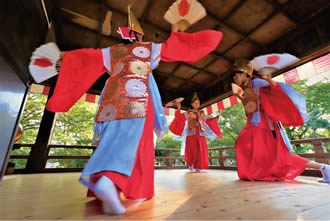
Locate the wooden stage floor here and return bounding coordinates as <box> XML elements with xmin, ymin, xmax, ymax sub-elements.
<box><xmin>0</xmin><ymin>170</ymin><xmax>329</xmax><ymax>220</ymax></box>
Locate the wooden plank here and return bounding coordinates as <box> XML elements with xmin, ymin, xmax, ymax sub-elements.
<box><xmin>156</xmin><ymin>166</ymin><xmax>188</xmax><ymax>169</ymax></box>
<box><xmin>155</xmin><ymin>148</ymin><xmax>180</xmax><ymax>151</ymax></box>
<box><xmin>209</xmin><ymin>146</ymin><xmax>235</xmax><ymax>151</ymax></box>
<box><xmin>9</xmin><ymin>155</ymin><xmax>29</xmax><ymax>159</ymax></box>
<box><xmin>48</xmin><ymin>145</ymin><xmax>96</xmax><ymax>149</ymax></box>
<box><xmin>280</xmin><ymin>202</ymin><xmax>330</xmax><ymax>220</ymax></box>
<box><xmin>14</xmin><ymin>168</ymin><xmax>84</xmax><ymax>173</ymax></box>
<box><xmin>2</xmin><ymin>170</ymin><xmax>328</xmax><ymax>220</ymax></box>
<box><xmin>301</xmin><ymin>169</ymin><xmax>322</xmax><ymax>177</ymax></box>
<box><xmin>13</xmin><ymin>144</ymin><xmax>34</xmax><ymax>148</ymax></box>
<box><xmin>155</xmin><ymin>156</ymin><xmax>184</xmax><ymax>160</ymax></box>
<box><xmin>290</xmin><ymin>137</ymin><xmax>330</xmax><ymax>145</ymax></box>
<box><xmin>47</xmin><ymin>156</ymin><xmax>91</xmax><ymax>159</ymax></box>
<box><xmin>298</xmin><ymin>153</ymin><xmax>330</xmax><ymax>158</ymax></box>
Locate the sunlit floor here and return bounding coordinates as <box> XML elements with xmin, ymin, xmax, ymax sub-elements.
<box><xmin>0</xmin><ymin>170</ymin><xmax>329</xmax><ymax>220</ymax></box>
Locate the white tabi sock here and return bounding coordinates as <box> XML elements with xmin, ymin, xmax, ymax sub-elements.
<box><xmin>319</xmin><ymin>164</ymin><xmax>330</xmax><ymax>184</ymax></box>
<box><xmin>92</xmin><ymin>176</ymin><xmax>126</xmax><ymax>215</ymax></box>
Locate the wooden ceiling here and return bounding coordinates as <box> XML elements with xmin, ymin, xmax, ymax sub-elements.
<box><xmin>1</xmin><ymin>0</ymin><xmax>330</xmax><ymax>109</ymax></box>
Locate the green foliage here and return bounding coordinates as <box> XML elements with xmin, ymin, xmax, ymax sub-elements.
<box><xmin>285</xmin><ymin>80</ymin><xmax>329</xmax><ymax>139</ymax></box>
<box><xmin>10</xmin><ymin>93</ymin><xmax>47</xmax><ymax>168</ymax></box>
<box><xmin>51</xmin><ymin>100</ymin><xmax>97</xmax><ymax>145</ymax></box>
<box><xmin>9</xmin><ymin>159</ymin><xmax>27</xmax><ymax>169</ymax></box>
<box><xmin>19</xmin><ymin>93</ymin><xmax>48</xmax><ymax>144</ymax></box>
<box><xmin>208</xmin><ymin>103</ymin><xmax>246</xmax><ymax>148</ymax></box>
<box><xmin>306</xmin><ymin>109</ymin><xmax>330</xmax><ymax>137</ymax></box>
<box><xmin>48</xmin><ymin>100</ymin><xmax>97</xmax><ymax>168</ymax></box>
<box><xmin>46</xmin><ymin>159</ymin><xmax>89</xmax><ymax>168</ymax></box>
<box><xmin>47</xmin><ymin>148</ymin><xmax>93</xmax><ymax>168</ymax></box>
<box><xmin>12</xmin><ymin>93</ymin><xmax>97</xmax><ymax>169</ymax></box>
<box><xmin>285</xmin><ymin>80</ymin><xmax>330</xmax><ymax>153</ymax></box>
<box><xmin>155</xmin><ymin>132</ymin><xmax>181</xmax><ymax>165</ymax></box>
<box><xmin>156</xmin><ymin>133</ymin><xmax>181</xmax><ymax>149</ymax></box>
<box><xmin>206</xmin><ymin>103</ymin><xmax>245</xmax><ymax>157</ymax></box>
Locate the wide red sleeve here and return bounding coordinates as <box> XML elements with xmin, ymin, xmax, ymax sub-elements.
<box><xmin>206</xmin><ymin>117</ymin><xmax>223</xmax><ymax>138</ymax></box>
<box><xmin>160</xmin><ymin>30</ymin><xmax>223</xmax><ymax>63</ymax></box>
<box><xmin>46</xmin><ymin>48</ymin><xmax>106</xmax><ymax>112</ymax></box>
<box><xmin>169</xmin><ymin>110</ymin><xmax>186</xmax><ymax>136</ymax></box>
<box><xmin>259</xmin><ymin>83</ymin><xmax>304</xmax><ymax>126</ymax></box>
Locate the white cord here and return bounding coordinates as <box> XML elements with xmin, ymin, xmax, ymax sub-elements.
<box><xmin>41</xmin><ymin>0</ymin><xmax>51</xmax><ymax>29</ymax></box>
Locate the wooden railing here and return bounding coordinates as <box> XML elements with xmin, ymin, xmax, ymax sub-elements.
<box><xmin>155</xmin><ymin>137</ymin><xmax>330</xmax><ymax>177</ymax></box>
<box><xmin>10</xmin><ymin>144</ymin><xmax>95</xmax><ymax>173</ymax></box>
<box><xmin>9</xmin><ymin>137</ymin><xmax>330</xmax><ymax>176</ymax></box>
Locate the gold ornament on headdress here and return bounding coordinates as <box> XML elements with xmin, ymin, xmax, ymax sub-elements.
<box><xmin>191</xmin><ymin>92</ymin><xmax>199</xmax><ymax>103</ymax></box>
<box><xmin>233</xmin><ymin>59</ymin><xmax>253</xmax><ymax>76</ymax></box>
<box><xmin>128</xmin><ymin>5</ymin><xmax>144</xmax><ymax>35</ymax></box>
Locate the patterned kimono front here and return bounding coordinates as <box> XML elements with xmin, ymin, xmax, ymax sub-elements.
<box><xmin>96</xmin><ymin>43</ymin><xmax>152</xmax><ymax>122</ymax></box>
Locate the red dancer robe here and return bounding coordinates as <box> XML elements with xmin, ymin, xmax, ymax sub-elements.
<box><xmin>236</xmin><ymin>79</ymin><xmax>309</xmax><ymax>181</ymax></box>
<box><xmin>170</xmin><ymin>109</ymin><xmax>222</xmax><ymax>169</ymax></box>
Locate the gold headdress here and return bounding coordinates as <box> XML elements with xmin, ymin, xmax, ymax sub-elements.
<box><xmin>128</xmin><ymin>5</ymin><xmax>144</xmax><ymax>35</ymax></box>
<box><xmin>233</xmin><ymin>59</ymin><xmax>253</xmax><ymax>76</ymax></box>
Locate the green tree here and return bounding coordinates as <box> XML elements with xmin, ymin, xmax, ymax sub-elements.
<box><xmin>12</xmin><ymin>93</ymin><xmax>97</xmax><ymax>169</ymax></box>
<box><xmin>156</xmin><ymin>133</ymin><xmax>181</xmax><ymax>149</ymax></box>
<box><xmin>11</xmin><ymin>93</ymin><xmax>47</xmax><ymax>168</ymax></box>
<box><xmin>284</xmin><ymin>80</ymin><xmax>330</xmax><ymax>153</ymax></box>
<box><xmin>51</xmin><ymin>100</ymin><xmax>97</xmax><ymax>145</ymax></box>
<box><xmin>306</xmin><ymin>108</ymin><xmax>330</xmax><ymax>138</ymax></box>
<box><xmin>18</xmin><ymin>93</ymin><xmax>48</xmax><ymax>144</ymax></box>
<box><xmin>285</xmin><ymin>80</ymin><xmax>329</xmax><ymax>140</ymax></box>
<box><xmin>208</xmin><ymin>103</ymin><xmax>246</xmax><ymax>149</ymax></box>
<box><xmin>49</xmin><ymin>100</ymin><xmax>97</xmax><ymax>168</ymax></box>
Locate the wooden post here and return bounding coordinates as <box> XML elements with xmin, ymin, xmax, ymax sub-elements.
<box><xmin>26</xmin><ymin>85</ymin><xmax>57</xmax><ymax>173</ymax></box>
<box><xmin>168</xmin><ymin>150</ymin><xmax>173</xmax><ymax>168</ymax></box>
<box><xmin>312</xmin><ymin>140</ymin><xmax>329</xmax><ymax>164</ymax></box>
<box><xmin>218</xmin><ymin>149</ymin><xmax>224</xmax><ymax>168</ymax></box>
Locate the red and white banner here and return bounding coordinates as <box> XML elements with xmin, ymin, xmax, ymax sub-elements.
<box><xmin>202</xmin><ymin>95</ymin><xmax>240</xmax><ymax>115</ymax></box>
<box><xmin>274</xmin><ymin>53</ymin><xmax>330</xmax><ymax>83</ymax></box>
<box><xmin>29</xmin><ymin>84</ymin><xmax>100</xmax><ymax>104</ymax></box>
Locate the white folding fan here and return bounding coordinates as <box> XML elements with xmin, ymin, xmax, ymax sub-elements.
<box><xmin>165</xmin><ymin>97</ymin><xmax>184</xmax><ymax>107</ymax></box>
<box><xmin>164</xmin><ymin>0</ymin><xmax>207</xmax><ymax>32</ymax></box>
<box><xmin>249</xmin><ymin>53</ymin><xmax>300</xmax><ymax>72</ymax></box>
<box><xmin>29</xmin><ymin>42</ymin><xmax>62</xmax><ymax>83</ymax></box>
<box><xmin>231</xmin><ymin>83</ymin><xmax>244</xmax><ymax>96</ymax></box>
